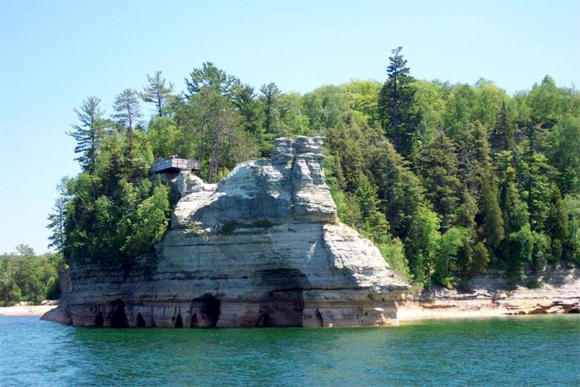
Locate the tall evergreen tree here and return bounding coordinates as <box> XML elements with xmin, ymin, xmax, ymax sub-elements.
<box><xmin>67</xmin><ymin>96</ymin><xmax>105</xmax><ymax>174</ymax></box>
<box><xmin>417</xmin><ymin>132</ymin><xmax>462</xmax><ymax>230</ymax></box>
<box><xmin>260</xmin><ymin>82</ymin><xmax>282</xmax><ymax>138</ymax></box>
<box><xmin>378</xmin><ymin>47</ymin><xmax>418</xmax><ymax>157</ymax></box>
<box><xmin>185</xmin><ymin>62</ymin><xmax>239</xmax><ymax>97</ymax></box>
<box><xmin>368</xmin><ymin>138</ymin><xmax>424</xmax><ymax>238</ymax></box>
<box><xmin>47</xmin><ymin>195</ymin><xmax>68</xmax><ymax>265</ymax></box>
<box><xmin>232</xmin><ymin>84</ymin><xmax>264</xmax><ymax>138</ymax></box>
<box><xmin>478</xmin><ymin>177</ymin><xmax>505</xmax><ymax>254</ymax></box>
<box><xmin>490</xmin><ymin>101</ymin><xmax>515</xmax><ymax>153</ymax></box>
<box><xmin>545</xmin><ymin>185</ymin><xmax>569</xmax><ymax>260</ymax></box>
<box><xmin>113</xmin><ymin>89</ymin><xmax>142</xmax><ymax>132</ymax></box>
<box><xmin>355</xmin><ymin>175</ymin><xmax>390</xmax><ymax>241</ymax></box>
<box><xmin>141</xmin><ymin>71</ymin><xmax>173</xmax><ymax>117</ymax></box>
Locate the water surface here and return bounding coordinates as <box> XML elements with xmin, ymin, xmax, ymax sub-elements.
<box><xmin>1</xmin><ymin>315</ymin><xmax>579</xmax><ymax>386</ymax></box>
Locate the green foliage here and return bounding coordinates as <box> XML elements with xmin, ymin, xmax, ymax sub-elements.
<box><xmin>411</xmin><ymin>80</ymin><xmax>447</xmax><ymax>145</ymax></box>
<box><xmin>113</xmin><ymin>89</ymin><xmax>142</xmax><ymax>131</ymax></box>
<box><xmin>491</xmin><ymin>101</ymin><xmax>515</xmax><ymax>153</ymax></box>
<box><xmin>251</xmin><ymin>219</ymin><xmax>274</xmax><ymax>228</ymax></box>
<box><xmin>121</xmin><ymin>184</ymin><xmax>170</xmax><ymax>256</ymax></box>
<box><xmin>563</xmin><ymin>194</ymin><xmax>580</xmax><ymax>264</ymax></box>
<box><xmin>435</xmin><ymin>227</ymin><xmax>469</xmax><ymax>287</ymax></box>
<box><xmin>303</xmin><ymin>85</ymin><xmax>350</xmax><ymax>133</ymax></box>
<box><xmin>405</xmin><ymin>204</ymin><xmax>441</xmax><ymax>284</ymax></box>
<box><xmin>378</xmin><ymin>237</ymin><xmax>410</xmax><ymax>280</ymax></box>
<box><xmin>260</xmin><ymin>82</ymin><xmax>283</xmax><ymax>139</ymax></box>
<box><xmin>478</xmin><ymin>176</ymin><xmax>505</xmax><ymax>252</ymax></box>
<box><xmin>186</xmin><ymin>62</ymin><xmax>239</xmax><ymax>97</ymax></box>
<box><xmin>545</xmin><ymin>115</ymin><xmax>580</xmax><ymax>194</ymax></box>
<box><xmin>221</xmin><ymin>221</ymin><xmax>237</xmax><ymax>234</ymax></box>
<box><xmin>527</xmin><ymin>280</ymin><xmax>542</xmax><ymax>289</ymax></box>
<box><xmin>506</xmin><ymin>224</ymin><xmax>534</xmax><ymax>282</ymax></box>
<box><xmin>471</xmin><ymin>242</ymin><xmax>490</xmax><ymax>276</ymax></box>
<box><xmin>141</xmin><ymin>71</ymin><xmax>174</xmax><ymax>117</ymax></box>
<box><xmin>0</xmin><ymin>247</ymin><xmax>61</xmax><ymax>306</ymax></box>
<box><xmin>53</xmin><ymin>62</ymin><xmax>578</xmax><ymax>290</ymax></box>
<box><xmin>341</xmin><ymin>80</ymin><xmax>381</xmax><ymax>124</ymax></box>
<box><xmin>378</xmin><ymin>47</ymin><xmax>419</xmax><ymax>158</ymax></box>
<box><xmin>187</xmin><ymin>222</ymin><xmax>204</xmax><ymax>235</ymax></box>
<box><xmin>417</xmin><ymin>132</ymin><xmax>461</xmax><ymax>229</ymax></box>
<box><xmin>67</xmin><ymin>96</ymin><xmax>107</xmax><ymax>174</ymax></box>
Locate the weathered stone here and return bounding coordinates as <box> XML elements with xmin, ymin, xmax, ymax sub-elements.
<box><xmin>45</xmin><ymin>137</ymin><xmax>409</xmax><ymax>328</ymax></box>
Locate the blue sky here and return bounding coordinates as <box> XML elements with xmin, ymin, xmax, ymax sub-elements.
<box><xmin>1</xmin><ymin>0</ymin><xmax>579</xmax><ymax>254</ymax></box>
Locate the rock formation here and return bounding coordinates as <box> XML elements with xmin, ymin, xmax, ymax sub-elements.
<box><xmin>43</xmin><ymin>137</ymin><xmax>409</xmax><ymax>328</ymax></box>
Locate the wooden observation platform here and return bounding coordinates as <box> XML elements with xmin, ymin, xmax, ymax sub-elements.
<box><xmin>151</xmin><ymin>157</ymin><xmax>201</xmax><ymax>174</ymax></box>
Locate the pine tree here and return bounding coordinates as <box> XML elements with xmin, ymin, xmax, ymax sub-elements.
<box><xmin>417</xmin><ymin>132</ymin><xmax>462</xmax><ymax>230</ymax></box>
<box><xmin>47</xmin><ymin>195</ymin><xmax>68</xmax><ymax>265</ymax></box>
<box><xmin>490</xmin><ymin>101</ymin><xmax>514</xmax><ymax>153</ymax></box>
<box><xmin>260</xmin><ymin>82</ymin><xmax>282</xmax><ymax>138</ymax></box>
<box><xmin>471</xmin><ymin>241</ymin><xmax>490</xmax><ymax>275</ymax></box>
<box><xmin>232</xmin><ymin>83</ymin><xmax>265</xmax><ymax>146</ymax></box>
<box><xmin>113</xmin><ymin>89</ymin><xmax>142</xmax><ymax>132</ymax></box>
<box><xmin>545</xmin><ymin>185</ymin><xmax>570</xmax><ymax>260</ymax></box>
<box><xmin>185</xmin><ymin>62</ymin><xmax>239</xmax><ymax>97</ymax></box>
<box><xmin>67</xmin><ymin>96</ymin><xmax>105</xmax><ymax>174</ymax></box>
<box><xmin>355</xmin><ymin>175</ymin><xmax>390</xmax><ymax>241</ymax></box>
<box><xmin>378</xmin><ymin>47</ymin><xmax>418</xmax><ymax>157</ymax></box>
<box><xmin>368</xmin><ymin>138</ymin><xmax>424</xmax><ymax>238</ymax></box>
<box><xmin>141</xmin><ymin>71</ymin><xmax>173</xmax><ymax>117</ymax></box>
<box><xmin>478</xmin><ymin>177</ymin><xmax>505</xmax><ymax>253</ymax></box>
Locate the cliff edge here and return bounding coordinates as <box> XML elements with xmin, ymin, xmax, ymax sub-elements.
<box><xmin>44</xmin><ymin>136</ymin><xmax>409</xmax><ymax>328</ymax></box>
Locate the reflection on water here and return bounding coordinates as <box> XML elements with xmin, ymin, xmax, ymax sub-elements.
<box><xmin>1</xmin><ymin>315</ymin><xmax>579</xmax><ymax>386</ymax></box>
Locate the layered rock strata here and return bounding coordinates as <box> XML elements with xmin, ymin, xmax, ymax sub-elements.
<box><xmin>44</xmin><ymin>137</ymin><xmax>409</xmax><ymax>328</ymax></box>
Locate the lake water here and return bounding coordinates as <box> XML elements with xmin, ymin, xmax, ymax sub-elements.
<box><xmin>1</xmin><ymin>315</ymin><xmax>579</xmax><ymax>386</ymax></box>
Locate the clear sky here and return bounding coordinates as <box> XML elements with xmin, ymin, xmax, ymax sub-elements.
<box><xmin>0</xmin><ymin>0</ymin><xmax>579</xmax><ymax>254</ymax></box>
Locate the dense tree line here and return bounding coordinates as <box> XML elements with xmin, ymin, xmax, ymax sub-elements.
<box><xmin>0</xmin><ymin>245</ymin><xmax>61</xmax><ymax>306</ymax></box>
<box><xmin>48</xmin><ymin>53</ymin><xmax>579</xmax><ymax>289</ymax></box>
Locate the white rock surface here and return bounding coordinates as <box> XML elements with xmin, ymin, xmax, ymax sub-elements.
<box><xmin>48</xmin><ymin>137</ymin><xmax>409</xmax><ymax>328</ymax></box>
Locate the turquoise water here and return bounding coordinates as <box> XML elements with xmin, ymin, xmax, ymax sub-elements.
<box><xmin>1</xmin><ymin>315</ymin><xmax>579</xmax><ymax>386</ymax></box>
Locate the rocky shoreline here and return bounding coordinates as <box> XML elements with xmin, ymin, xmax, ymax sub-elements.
<box><xmin>4</xmin><ymin>267</ymin><xmax>579</xmax><ymax>322</ymax></box>
<box><xmin>398</xmin><ymin>267</ymin><xmax>580</xmax><ymax>321</ymax></box>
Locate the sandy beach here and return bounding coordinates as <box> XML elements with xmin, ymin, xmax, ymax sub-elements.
<box><xmin>0</xmin><ymin>301</ymin><xmax>58</xmax><ymax>316</ymax></box>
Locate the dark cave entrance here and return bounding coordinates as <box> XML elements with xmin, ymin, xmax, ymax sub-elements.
<box><xmin>315</xmin><ymin>309</ymin><xmax>324</xmax><ymax>327</ymax></box>
<box><xmin>175</xmin><ymin>314</ymin><xmax>183</xmax><ymax>328</ymax></box>
<box><xmin>136</xmin><ymin>313</ymin><xmax>146</xmax><ymax>327</ymax></box>
<box><xmin>95</xmin><ymin>312</ymin><xmax>104</xmax><ymax>327</ymax></box>
<box><xmin>191</xmin><ymin>294</ymin><xmax>221</xmax><ymax>328</ymax></box>
<box><xmin>253</xmin><ymin>269</ymin><xmax>309</xmax><ymax>327</ymax></box>
<box><xmin>110</xmin><ymin>299</ymin><xmax>129</xmax><ymax>328</ymax></box>
<box><xmin>255</xmin><ymin>288</ymin><xmax>305</xmax><ymax>327</ymax></box>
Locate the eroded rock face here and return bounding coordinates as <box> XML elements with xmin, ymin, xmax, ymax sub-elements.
<box><xmin>47</xmin><ymin>136</ymin><xmax>409</xmax><ymax>328</ymax></box>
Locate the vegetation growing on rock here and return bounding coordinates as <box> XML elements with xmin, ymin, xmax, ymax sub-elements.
<box><xmin>45</xmin><ymin>52</ymin><xmax>579</xmax><ymax>290</ymax></box>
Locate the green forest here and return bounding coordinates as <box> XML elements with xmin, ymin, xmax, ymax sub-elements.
<box><xmin>3</xmin><ymin>47</ymin><xmax>579</xmax><ymax>305</ymax></box>
<box><xmin>0</xmin><ymin>245</ymin><xmax>61</xmax><ymax>306</ymax></box>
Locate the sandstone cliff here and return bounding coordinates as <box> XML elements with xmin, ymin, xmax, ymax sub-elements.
<box><xmin>44</xmin><ymin>137</ymin><xmax>409</xmax><ymax>328</ymax></box>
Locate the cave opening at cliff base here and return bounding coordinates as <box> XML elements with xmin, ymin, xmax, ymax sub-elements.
<box><xmin>109</xmin><ymin>299</ymin><xmax>129</xmax><ymax>328</ymax></box>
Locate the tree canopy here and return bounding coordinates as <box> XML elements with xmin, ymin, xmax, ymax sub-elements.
<box><xmin>50</xmin><ymin>54</ymin><xmax>580</xmax><ymax>290</ymax></box>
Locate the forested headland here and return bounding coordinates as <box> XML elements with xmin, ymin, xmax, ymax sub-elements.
<box><xmin>3</xmin><ymin>48</ymin><xmax>579</xmax><ymax>305</ymax></box>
